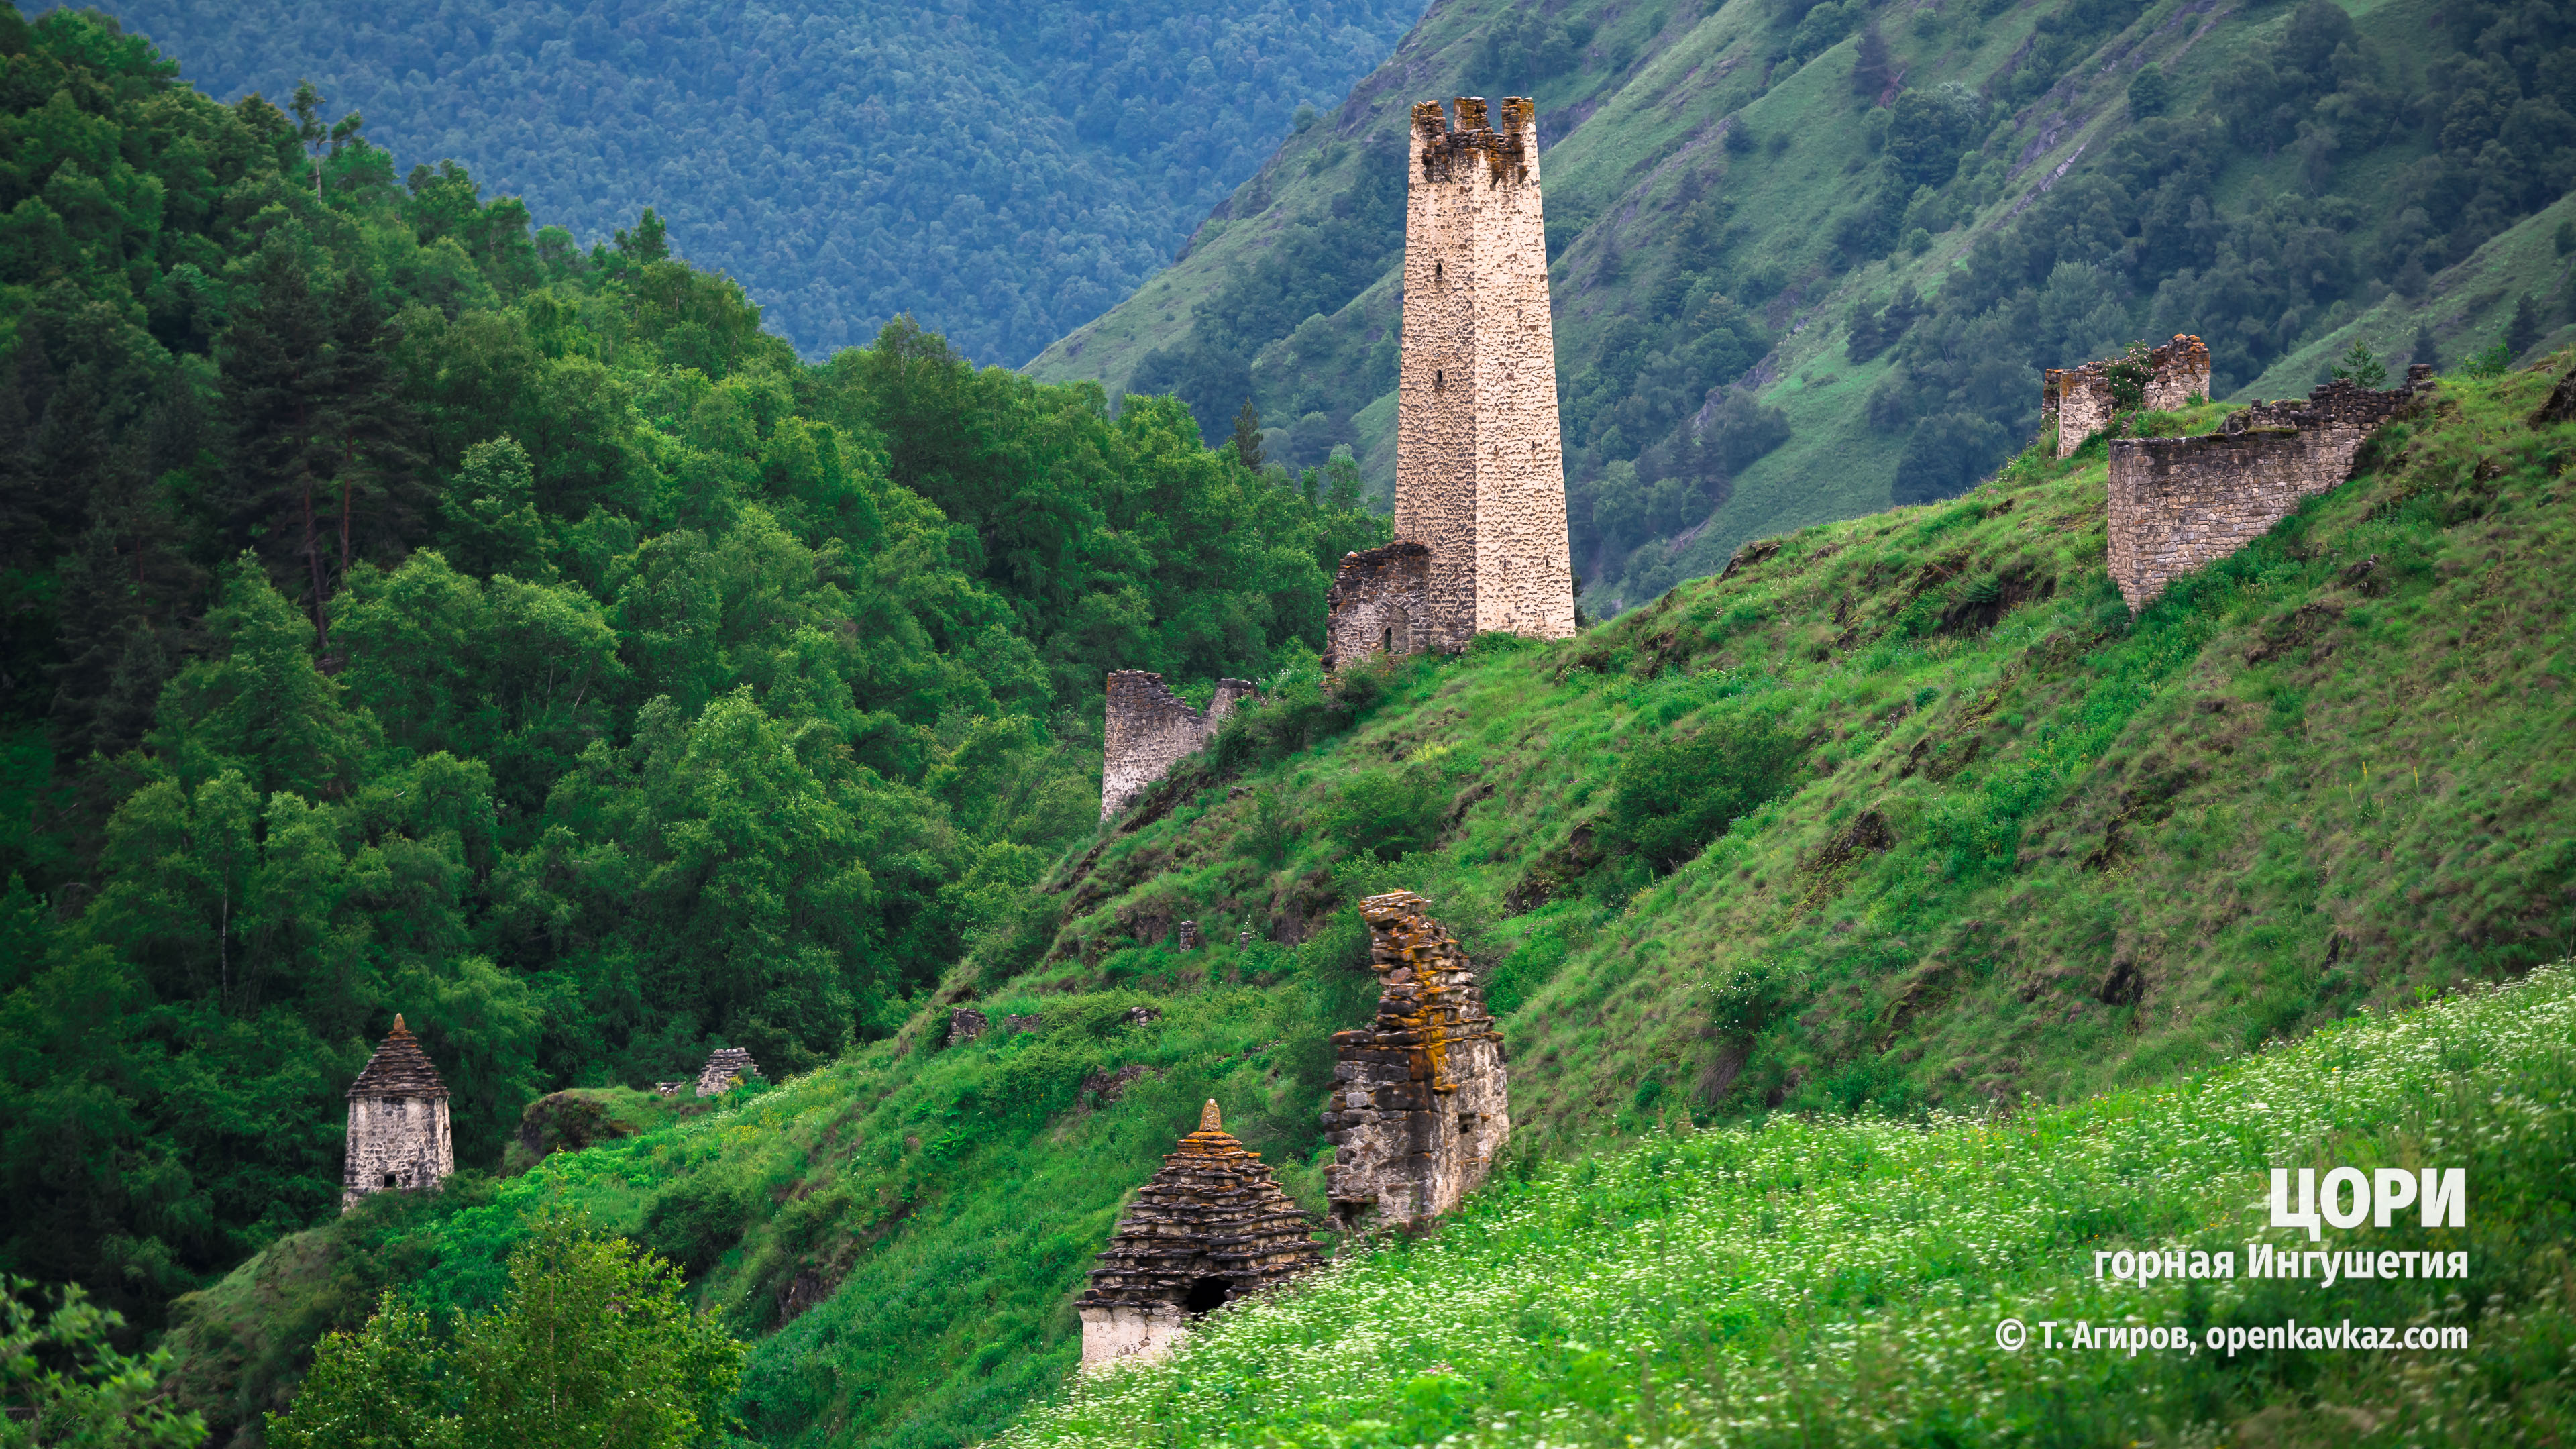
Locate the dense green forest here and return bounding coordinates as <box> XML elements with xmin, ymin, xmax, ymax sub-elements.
<box><xmin>87</xmin><ymin>0</ymin><xmax>1423</xmax><ymax>365</ymax></box>
<box><xmin>1036</xmin><ymin>0</ymin><xmax>2576</xmax><ymax>608</ymax></box>
<box><xmin>0</xmin><ymin>1</ymin><xmax>1383</xmax><ymax>1332</ymax></box>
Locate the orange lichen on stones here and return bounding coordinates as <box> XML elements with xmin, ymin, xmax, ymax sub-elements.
<box><xmin>1074</xmin><ymin>1100</ymin><xmax>1320</xmax><ymax>1366</ymax></box>
<box><xmin>1322</xmin><ymin>892</ymin><xmax>1509</xmax><ymax>1229</ymax></box>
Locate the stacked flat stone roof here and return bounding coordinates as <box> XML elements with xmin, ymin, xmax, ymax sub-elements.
<box><xmin>348</xmin><ymin>1015</ymin><xmax>449</xmax><ymax>1099</ymax></box>
<box><xmin>696</xmin><ymin>1046</ymin><xmax>759</xmax><ymax>1096</ymax></box>
<box><xmin>1075</xmin><ymin>1101</ymin><xmax>1319</xmax><ymax>1316</ymax></box>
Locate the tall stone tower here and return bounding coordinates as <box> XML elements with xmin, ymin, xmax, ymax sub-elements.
<box><xmin>1391</xmin><ymin>95</ymin><xmax>1574</xmax><ymax>653</ymax></box>
<box><xmin>342</xmin><ymin>1014</ymin><xmax>453</xmax><ymax>1210</ymax></box>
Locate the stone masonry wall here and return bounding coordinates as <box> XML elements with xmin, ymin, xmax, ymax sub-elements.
<box><xmin>344</xmin><ymin>1095</ymin><xmax>453</xmax><ymax>1206</ymax></box>
<box><xmin>1323</xmin><ymin>540</ymin><xmax>1434</xmax><ymax>668</ymax></box>
<box><xmin>1100</xmin><ymin>670</ymin><xmax>1256</xmax><ymax>820</ymax></box>
<box><xmin>343</xmin><ymin>1015</ymin><xmax>455</xmax><ymax>1208</ymax></box>
<box><xmin>2043</xmin><ymin>335</ymin><xmax>2212</xmax><ymax>457</ymax></box>
<box><xmin>1393</xmin><ymin>95</ymin><xmax>1575</xmax><ymax>653</ymax></box>
<box><xmin>2106</xmin><ymin>368</ymin><xmax>2430</xmax><ymax>610</ymax></box>
<box><xmin>1075</xmin><ymin>1099</ymin><xmax>1320</xmax><ymax>1366</ymax></box>
<box><xmin>1322</xmin><ymin>891</ymin><xmax>1509</xmax><ymax>1228</ymax></box>
<box><xmin>695</xmin><ymin>1046</ymin><xmax>759</xmax><ymax>1096</ymax></box>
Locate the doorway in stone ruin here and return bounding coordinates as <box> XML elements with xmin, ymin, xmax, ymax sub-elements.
<box><xmin>1183</xmin><ymin>1277</ymin><xmax>1233</xmax><ymax>1315</ymax></box>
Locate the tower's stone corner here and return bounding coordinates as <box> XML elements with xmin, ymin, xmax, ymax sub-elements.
<box><xmin>2042</xmin><ymin>334</ymin><xmax>2213</xmax><ymax>457</ymax></box>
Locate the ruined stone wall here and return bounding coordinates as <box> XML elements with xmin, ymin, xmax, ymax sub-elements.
<box><xmin>2043</xmin><ymin>335</ymin><xmax>2212</xmax><ymax>457</ymax></box>
<box><xmin>1322</xmin><ymin>891</ymin><xmax>1509</xmax><ymax>1228</ymax></box>
<box><xmin>1100</xmin><ymin>671</ymin><xmax>1256</xmax><ymax>820</ymax></box>
<box><xmin>2106</xmin><ymin>368</ymin><xmax>2430</xmax><ymax>610</ymax></box>
<box><xmin>343</xmin><ymin>1095</ymin><xmax>453</xmax><ymax>1206</ymax></box>
<box><xmin>1324</xmin><ymin>541</ymin><xmax>1434</xmax><ymax>668</ymax></box>
<box><xmin>695</xmin><ymin>1046</ymin><xmax>759</xmax><ymax>1096</ymax></box>
<box><xmin>1392</xmin><ymin>95</ymin><xmax>1574</xmax><ymax>655</ymax></box>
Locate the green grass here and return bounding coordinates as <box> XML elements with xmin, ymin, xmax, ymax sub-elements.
<box><xmin>163</xmin><ymin>358</ymin><xmax>2576</xmax><ymax>1449</ymax></box>
<box><xmin>1001</xmin><ymin>960</ymin><xmax>2576</xmax><ymax>1446</ymax></box>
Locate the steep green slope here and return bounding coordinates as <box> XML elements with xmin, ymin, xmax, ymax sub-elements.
<box><xmin>1029</xmin><ymin>0</ymin><xmax>2576</xmax><ymax>615</ymax></box>
<box><xmin>0</xmin><ymin>1</ymin><xmax>1384</xmax><ymax>1339</ymax></box>
<box><xmin>92</xmin><ymin>0</ymin><xmax>1424</xmax><ymax>364</ymax></box>
<box><xmin>168</xmin><ymin>356</ymin><xmax>2576</xmax><ymax>1448</ymax></box>
<box><xmin>1005</xmin><ymin>962</ymin><xmax>2576</xmax><ymax>1445</ymax></box>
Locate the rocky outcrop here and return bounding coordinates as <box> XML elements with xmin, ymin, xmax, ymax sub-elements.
<box><xmin>1075</xmin><ymin>1100</ymin><xmax>1320</xmax><ymax>1366</ymax></box>
<box><xmin>1322</xmin><ymin>891</ymin><xmax>1510</xmax><ymax>1228</ymax></box>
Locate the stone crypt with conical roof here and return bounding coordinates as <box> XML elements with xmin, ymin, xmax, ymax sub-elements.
<box><xmin>342</xmin><ymin>1014</ymin><xmax>453</xmax><ymax>1209</ymax></box>
<box><xmin>1074</xmin><ymin>1099</ymin><xmax>1320</xmax><ymax>1365</ymax></box>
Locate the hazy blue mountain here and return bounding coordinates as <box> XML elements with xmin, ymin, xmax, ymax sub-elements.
<box><xmin>94</xmin><ymin>0</ymin><xmax>1423</xmax><ymax>364</ymax></box>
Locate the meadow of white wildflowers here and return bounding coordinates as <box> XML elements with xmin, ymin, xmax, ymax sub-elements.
<box><xmin>1000</xmin><ymin>965</ymin><xmax>2576</xmax><ymax>1448</ymax></box>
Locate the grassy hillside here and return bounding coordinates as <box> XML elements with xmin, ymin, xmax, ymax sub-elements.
<box><xmin>165</xmin><ymin>355</ymin><xmax>2576</xmax><ymax>1447</ymax></box>
<box><xmin>1004</xmin><ymin>959</ymin><xmax>2576</xmax><ymax>1446</ymax></box>
<box><xmin>1028</xmin><ymin>0</ymin><xmax>2576</xmax><ymax>616</ymax></box>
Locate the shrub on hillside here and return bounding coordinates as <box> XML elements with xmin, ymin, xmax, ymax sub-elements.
<box><xmin>1605</xmin><ymin>716</ymin><xmax>1806</xmax><ymax>869</ymax></box>
<box><xmin>1318</xmin><ymin>763</ymin><xmax>1446</xmax><ymax>863</ymax></box>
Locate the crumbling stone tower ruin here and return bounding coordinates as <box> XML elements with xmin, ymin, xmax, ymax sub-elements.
<box><xmin>1099</xmin><ymin>670</ymin><xmax>1257</xmax><ymax>820</ymax></box>
<box><xmin>1323</xmin><ymin>891</ymin><xmax>1509</xmax><ymax>1228</ymax></box>
<box><xmin>1074</xmin><ymin>1099</ymin><xmax>1320</xmax><ymax>1366</ymax></box>
<box><xmin>2042</xmin><ymin>335</ymin><xmax>2211</xmax><ymax>457</ymax></box>
<box><xmin>694</xmin><ymin>1046</ymin><xmax>759</xmax><ymax>1096</ymax></box>
<box><xmin>343</xmin><ymin>1014</ymin><xmax>453</xmax><ymax>1210</ymax></box>
<box><xmin>2105</xmin><ymin>366</ymin><xmax>2432</xmax><ymax>610</ymax></box>
<box><xmin>1328</xmin><ymin>95</ymin><xmax>1574</xmax><ymax>667</ymax></box>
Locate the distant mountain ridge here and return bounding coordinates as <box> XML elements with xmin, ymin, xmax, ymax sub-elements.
<box><xmin>95</xmin><ymin>0</ymin><xmax>1426</xmax><ymax>364</ymax></box>
<box><xmin>1030</xmin><ymin>0</ymin><xmax>2576</xmax><ymax>616</ymax></box>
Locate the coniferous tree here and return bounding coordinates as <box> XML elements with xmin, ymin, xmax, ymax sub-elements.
<box><xmin>316</xmin><ymin>269</ymin><xmax>426</xmax><ymax>594</ymax></box>
<box><xmin>2506</xmin><ymin>293</ymin><xmax>2540</xmax><ymax>360</ymax></box>
<box><xmin>218</xmin><ymin>244</ymin><xmax>338</xmax><ymax>646</ymax></box>
<box><xmin>1231</xmin><ymin>396</ymin><xmax>1264</xmax><ymax>469</ymax></box>
<box><xmin>2410</xmin><ymin>323</ymin><xmax>2441</xmax><ymax>373</ymax></box>
<box><xmin>1851</xmin><ymin>24</ymin><xmax>1894</xmax><ymax>99</ymax></box>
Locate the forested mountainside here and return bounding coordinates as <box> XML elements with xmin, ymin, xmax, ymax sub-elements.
<box><xmin>87</xmin><ymin>0</ymin><xmax>1422</xmax><ymax>366</ymax></box>
<box><xmin>0</xmin><ymin>1</ymin><xmax>1385</xmax><ymax>1336</ymax></box>
<box><xmin>1030</xmin><ymin>0</ymin><xmax>2576</xmax><ymax>615</ymax></box>
<box><xmin>158</xmin><ymin>356</ymin><xmax>2575</xmax><ymax>1448</ymax></box>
